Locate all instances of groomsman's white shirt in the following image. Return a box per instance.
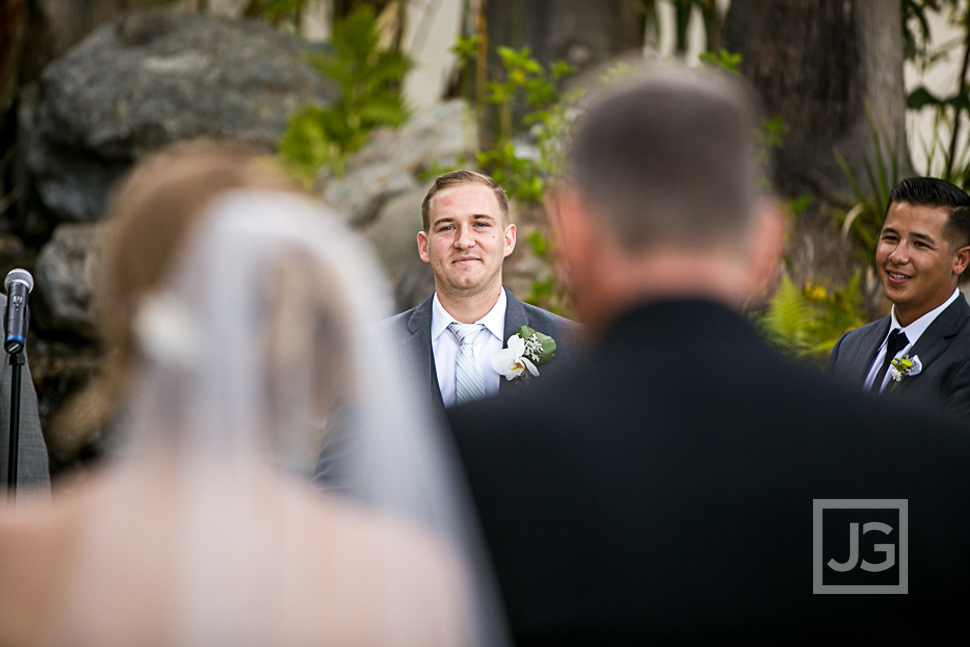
[865,287,960,391]
[431,289,506,407]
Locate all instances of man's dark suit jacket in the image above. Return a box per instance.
[826,294,970,420]
[311,288,583,487]
[448,299,970,646]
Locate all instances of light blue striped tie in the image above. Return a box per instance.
[449,322,487,404]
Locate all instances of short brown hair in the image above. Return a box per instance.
[569,66,762,253]
[420,170,510,231]
[100,139,298,363]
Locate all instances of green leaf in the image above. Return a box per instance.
[515,326,557,364]
[700,49,742,75]
[761,273,809,354]
[907,86,942,109]
[551,60,578,79]
[451,35,479,62]
[786,194,813,216]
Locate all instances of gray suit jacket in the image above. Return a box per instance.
[383,288,585,410]
[311,288,584,488]
[826,293,970,420]
[0,293,50,496]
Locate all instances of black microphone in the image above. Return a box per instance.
[4,269,33,355]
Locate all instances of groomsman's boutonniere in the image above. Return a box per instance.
[492,326,557,381]
[889,354,922,390]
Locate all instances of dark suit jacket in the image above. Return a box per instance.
[826,294,970,420]
[0,293,50,496]
[311,288,584,488]
[448,299,970,646]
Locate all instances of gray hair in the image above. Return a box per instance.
[568,66,763,253]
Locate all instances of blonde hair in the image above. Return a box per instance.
[52,139,301,457]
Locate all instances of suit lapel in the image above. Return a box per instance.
[851,319,891,386]
[402,295,445,410]
[500,289,529,396]
[894,297,970,394]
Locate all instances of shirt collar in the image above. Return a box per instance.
[887,287,960,346]
[430,288,507,342]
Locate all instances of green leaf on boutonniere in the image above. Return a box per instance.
[515,325,557,364]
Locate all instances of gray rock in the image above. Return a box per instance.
[27,7,338,224]
[35,223,102,338]
[0,235,30,279]
[327,169,418,229]
[321,99,475,227]
[360,186,427,288]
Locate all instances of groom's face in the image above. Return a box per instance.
[417,182,516,299]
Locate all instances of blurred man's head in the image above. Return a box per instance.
[877,177,970,326]
[417,170,516,313]
[552,66,781,332]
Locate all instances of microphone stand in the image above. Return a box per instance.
[6,351,24,494]
[3,269,32,499]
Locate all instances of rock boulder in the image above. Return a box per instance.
[26,7,338,225]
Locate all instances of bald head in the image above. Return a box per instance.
[569,67,763,254]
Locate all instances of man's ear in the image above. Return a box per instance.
[746,198,787,303]
[952,243,970,276]
[503,223,516,258]
[417,231,430,263]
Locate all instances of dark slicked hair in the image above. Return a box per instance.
[886,177,970,249]
[420,170,510,231]
[568,66,762,253]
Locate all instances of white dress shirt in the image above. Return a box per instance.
[864,288,960,392]
[431,290,507,407]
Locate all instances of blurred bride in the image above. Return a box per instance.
[0,141,506,647]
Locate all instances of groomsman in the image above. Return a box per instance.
[312,170,582,485]
[827,177,970,419]
[448,67,970,644]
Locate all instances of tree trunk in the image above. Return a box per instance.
[485,0,643,75]
[21,0,170,84]
[724,0,910,308]
[724,0,911,200]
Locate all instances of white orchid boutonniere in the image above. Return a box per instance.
[491,326,557,381]
[889,354,922,389]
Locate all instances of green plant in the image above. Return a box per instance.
[450,40,583,204]
[278,5,411,182]
[756,272,867,367]
[832,100,900,265]
[449,42,586,313]
[699,48,741,75]
[904,1,970,186]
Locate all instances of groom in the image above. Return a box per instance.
[311,170,582,486]
[387,170,583,410]
[826,176,970,419]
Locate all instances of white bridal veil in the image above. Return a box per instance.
[42,191,508,647]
